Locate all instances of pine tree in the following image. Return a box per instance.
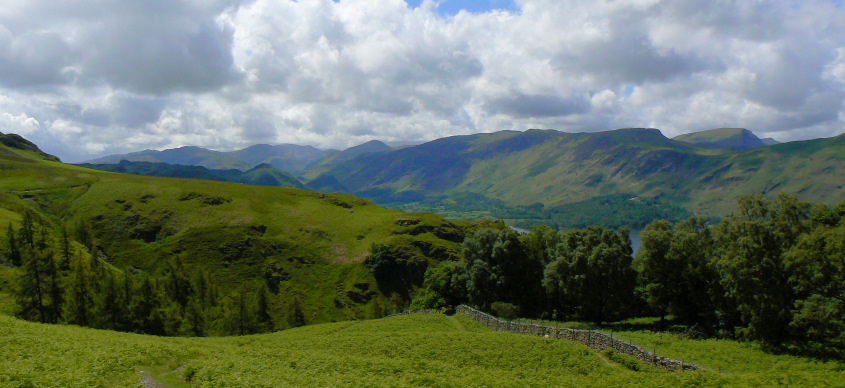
[63,255,93,326]
[19,211,34,249]
[45,251,63,323]
[130,277,164,335]
[16,248,48,323]
[75,218,92,252]
[93,270,122,330]
[6,223,20,266]
[59,224,71,270]
[256,284,272,330]
[36,224,49,252]
[290,298,306,328]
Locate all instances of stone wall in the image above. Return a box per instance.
[455,305,701,371]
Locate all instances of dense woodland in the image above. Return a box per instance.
[3,193,843,358]
[409,194,844,358]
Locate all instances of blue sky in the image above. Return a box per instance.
[405,0,519,15]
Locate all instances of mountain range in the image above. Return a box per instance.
[84,127,845,224]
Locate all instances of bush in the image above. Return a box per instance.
[491,302,519,320]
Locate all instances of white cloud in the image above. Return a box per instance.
[1,112,40,135]
[0,0,844,162]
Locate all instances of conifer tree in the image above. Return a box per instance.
[290,298,306,328]
[59,224,71,270]
[6,222,20,266]
[130,277,164,335]
[63,255,93,326]
[93,270,123,330]
[16,247,48,323]
[45,251,63,323]
[256,284,272,330]
[19,211,34,249]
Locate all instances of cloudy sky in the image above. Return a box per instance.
[1,0,844,162]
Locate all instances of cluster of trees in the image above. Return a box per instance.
[3,212,303,336]
[412,225,637,323]
[413,194,844,356]
[638,195,844,355]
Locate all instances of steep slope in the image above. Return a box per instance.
[309,128,845,219]
[0,136,471,327]
[87,146,251,170]
[0,131,61,162]
[228,144,327,175]
[301,140,392,181]
[673,128,767,149]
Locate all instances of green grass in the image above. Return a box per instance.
[515,316,845,386]
[1,312,843,386]
[0,142,471,327]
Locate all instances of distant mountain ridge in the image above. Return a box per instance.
[84,127,844,222]
[88,140,393,178]
[672,127,771,149]
[86,146,251,170]
[302,127,845,218]
[228,144,326,175]
[77,160,306,189]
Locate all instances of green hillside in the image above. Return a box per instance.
[2,312,842,386]
[78,160,306,189]
[0,132,61,162]
[306,128,845,222]
[0,137,471,328]
[673,128,768,149]
[300,140,392,181]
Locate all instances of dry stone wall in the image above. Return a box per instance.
[456,305,701,371]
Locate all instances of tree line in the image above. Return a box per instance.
[3,212,306,336]
[411,194,844,357]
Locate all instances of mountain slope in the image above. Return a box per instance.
[308,128,845,219]
[301,140,392,181]
[673,128,767,149]
[0,131,61,162]
[0,135,471,327]
[87,146,251,170]
[228,144,327,175]
[78,160,306,189]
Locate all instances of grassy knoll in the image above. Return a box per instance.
[0,140,472,328]
[2,312,843,386]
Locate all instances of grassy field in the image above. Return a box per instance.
[1,312,843,387]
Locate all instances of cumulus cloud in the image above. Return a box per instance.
[0,0,843,162]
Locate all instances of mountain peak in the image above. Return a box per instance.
[673,127,766,150]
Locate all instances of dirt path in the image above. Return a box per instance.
[138,370,164,388]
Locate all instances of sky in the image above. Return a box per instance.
[1,0,844,162]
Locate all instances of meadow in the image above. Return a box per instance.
[1,312,843,387]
